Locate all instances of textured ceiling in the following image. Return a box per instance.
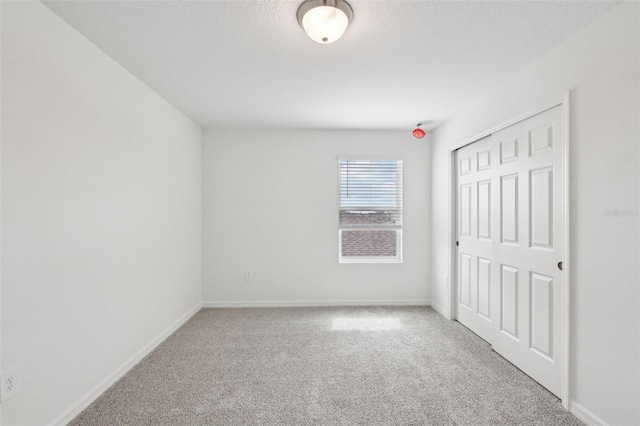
[43,1,618,130]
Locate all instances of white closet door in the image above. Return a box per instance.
[455,105,564,397]
[456,136,494,344]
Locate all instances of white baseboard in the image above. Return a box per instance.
[426,299,448,318]
[202,299,430,308]
[569,402,609,426]
[51,302,202,426]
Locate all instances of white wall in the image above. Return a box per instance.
[1,2,202,425]
[202,129,430,306]
[430,3,639,425]
[0,1,3,422]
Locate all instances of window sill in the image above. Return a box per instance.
[339,257,403,264]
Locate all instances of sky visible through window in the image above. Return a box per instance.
[339,160,399,209]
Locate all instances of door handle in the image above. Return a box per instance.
[557,261,563,271]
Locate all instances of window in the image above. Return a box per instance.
[338,159,403,263]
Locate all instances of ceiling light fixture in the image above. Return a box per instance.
[297,0,354,44]
[413,123,426,139]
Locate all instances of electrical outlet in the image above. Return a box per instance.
[244,270,253,281]
[1,366,21,402]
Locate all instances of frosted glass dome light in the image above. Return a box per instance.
[297,0,354,44]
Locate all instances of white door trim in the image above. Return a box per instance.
[447,92,571,409]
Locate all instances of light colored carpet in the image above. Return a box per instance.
[70,306,581,425]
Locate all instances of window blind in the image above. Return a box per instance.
[339,159,403,229]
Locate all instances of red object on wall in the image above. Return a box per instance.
[413,127,426,139]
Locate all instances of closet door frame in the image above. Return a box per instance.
[446,92,571,409]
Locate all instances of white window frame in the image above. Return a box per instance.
[337,157,403,264]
